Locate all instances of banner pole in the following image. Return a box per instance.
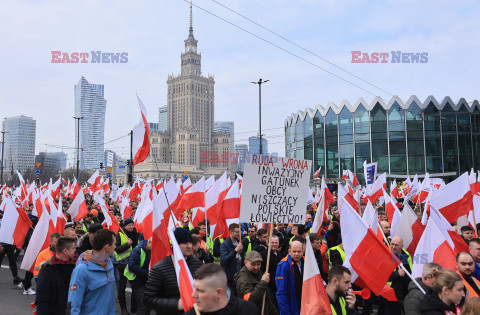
[261,222,275,315]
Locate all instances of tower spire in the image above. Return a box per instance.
[189,1,193,36]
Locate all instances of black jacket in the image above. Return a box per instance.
[184,293,260,315]
[252,241,268,257]
[261,249,283,293]
[220,237,245,284]
[143,254,202,315]
[403,277,429,315]
[419,291,460,315]
[35,257,76,315]
[388,250,412,301]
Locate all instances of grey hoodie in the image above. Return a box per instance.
[403,277,428,315]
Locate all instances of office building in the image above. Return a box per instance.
[2,115,36,174]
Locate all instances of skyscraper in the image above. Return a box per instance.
[158,105,168,132]
[35,152,67,174]
[235,143,248,172]
[74,76,106,170]
[214,121,234,152]
[249,136,268,154]
[2,115,36,174]
[148,122,159,133]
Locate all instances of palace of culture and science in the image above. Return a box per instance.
[133,5,234,181]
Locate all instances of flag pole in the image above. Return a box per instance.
[471,195,478,237]
[130,130,134,187]
[260,221,275,315]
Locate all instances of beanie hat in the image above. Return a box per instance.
[174,227,193,244]
[123,218,134,226]
[88,223,103,234]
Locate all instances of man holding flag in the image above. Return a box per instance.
[143,227,202,315]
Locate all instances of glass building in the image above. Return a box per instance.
[285,96,480,183]
[2,115,36,175]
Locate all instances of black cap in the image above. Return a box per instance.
[123,218,134,226]
[174,227,193,245]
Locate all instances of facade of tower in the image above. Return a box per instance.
[2,115,36,175]
[74,76,106,170]
[138,6,232,181]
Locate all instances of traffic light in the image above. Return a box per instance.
[126,160,130,166]
[100,162,103,169]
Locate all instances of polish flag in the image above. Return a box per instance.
[390,179,400,199]
[342,170,349,180]
[314,167,321,179]
[411,218,457,278]
[338,184,359,215]
[132,96,150,165]
[213,178,241,240]
[205,175,215,191]
[150,187,175,267]
[469,169,478,196]
[430,206,470,255]
[95,194,120,234]
[0,197,32,249]
[167,227,196,312]
[53,196,67,235]
[365,173,386,204]
[321,176,334,211]
[301,236,332,315]
[16,170,28,200]
[176,177,206,214]
[341,198,400,300]
[134,189,154,238]
[383,189,401,234]
[119,198,133,220]
[311,193,325,235]
[430,172,473,223]
[66,190,89,221]
[21,211,52,273]
[87,170,101,192]
[393,203,425,254]
[155,180,163,191]
[412,173,431,204]
[193,173,228,226]
[70,178,81,199]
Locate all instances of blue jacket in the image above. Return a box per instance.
[128,240,151,290]
[275,254,299,315]
[67,251,116,315]
[474,262,480,281]
[220,237,244,283]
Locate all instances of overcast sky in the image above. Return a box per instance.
[1,0,479,166]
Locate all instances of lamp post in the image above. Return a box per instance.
[251,79,269,155]
[73,116,84,180]
[0,118,7,184]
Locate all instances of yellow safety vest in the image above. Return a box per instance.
[213,238,225,264]
[245,236,253,254]
[124,248,146,281]
[82,223,88,233]
[330,297,347,315]
[115,232,132,261]
[328,246,345,268]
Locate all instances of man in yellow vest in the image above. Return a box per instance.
[242,225,257,254]
[115,218,140,315]
[328,243,345,268]
[125,237,152,315]
[326,265,356,315]
[384,236,412,315]
[456,252,480,298]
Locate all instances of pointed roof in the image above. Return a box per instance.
[185,1,198,46]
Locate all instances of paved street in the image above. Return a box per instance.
[0,261,134,314]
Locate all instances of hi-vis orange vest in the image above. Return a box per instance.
[457,271,480,298]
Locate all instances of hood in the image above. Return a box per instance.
[419,292,456,313]
[407,277,428,294]
[82,250,112,271]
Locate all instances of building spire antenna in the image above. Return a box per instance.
[189,1,193,34]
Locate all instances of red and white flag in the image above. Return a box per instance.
[430,206,470,255]
[430,172,473,223]
[119,197,133,220]
[390,179,400,199]
[21,210,52,273]
[176,177,206,214]
[167,227,196,312]
[66,190,88,221]
[341,198,400,301]
[383,189,401,234]
[95,194,120,234]
[314,167,321,179]
[393,203,425,254]
[0,197,32,249]
[132,96,150,165]
[213,178,241,240]
[412,218,457,278]
[301,236,332,315]
[150,187,175,268]
[365,173,386,204]
[338,184,359,215]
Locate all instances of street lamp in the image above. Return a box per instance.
[73,116,84,180]
[251,79,269,155]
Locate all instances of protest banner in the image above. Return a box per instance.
[240,154,312,224]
